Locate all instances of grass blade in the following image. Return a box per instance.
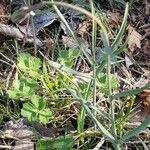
[39,51,92,79]
[112,83,150,99]
[65,85,115,141]
[112,2,129,50]
[118,119,150,144]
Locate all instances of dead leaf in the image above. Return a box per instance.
[132,89,150,122]
[125,54,133,68]
[128,25,142,51]
[76,19,92,37]
[0,3,8,23]
[62,36,89,49]
[136,89,150,110]
[106,10,122,26]
[62,36,79,49]
[134,78,150,88]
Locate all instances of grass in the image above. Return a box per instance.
[0,0,150,149]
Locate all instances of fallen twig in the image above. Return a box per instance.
[0,23,42,46]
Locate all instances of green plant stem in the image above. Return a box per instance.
[65,85,115,142]
[77,81,92,143]
[107,55,114,135]
[30,13,37,55]
[107,55,119,150]
[89,0,97,129]
[51,0,75,39]
[51,0,93,65]
[113,143,120,150]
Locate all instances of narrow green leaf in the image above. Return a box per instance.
[90,105,111,121]
[113,37,128,55]
[65,85,115,142]
[118,119,150,144]
[40,51,92,79]
[112,83,150,99]
[112,2,129,50]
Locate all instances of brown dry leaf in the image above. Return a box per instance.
[0,4,5,15]
[76,19,92,37]
[106,10,122,26]
[0,3,8,23]
[134,78,150,88]
[62,36,89,49]
[132,89,150,122]
[128,25,142,51]
[62,36,79,49]
[137,89,150,110]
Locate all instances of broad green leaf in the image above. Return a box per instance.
[59,49,80,67]
[39,115,49,124]
[37,134,74,150]
[21,108,33,121]
[69,48,80,59]
[8,90,19,99]
[18,53,42,78]
[31,95,45,110]
[21,97,52,124]
[18,53,41,71]
[8,79,35,99]
[59,50,68,59]
[12,79,20,90]
[97,73,119,94]
[39,109,52,117]
[39,109,52,124]
[22,103,36,112]
[18,53,29,71]
[21,103,37,121]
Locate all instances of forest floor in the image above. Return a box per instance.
[0,0,149,149]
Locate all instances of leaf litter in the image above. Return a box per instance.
[0,0,150,149]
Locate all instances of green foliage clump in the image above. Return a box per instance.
[8,78,36,99]
[8,53,52,124]
[17,52,42,78]
[37,134,73,150]
[97,72,119,94]
[21,94,52,124]
[58,48,80,67]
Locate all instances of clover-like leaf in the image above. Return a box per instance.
[39,109,52,124]
[21,95,52,124]
[31,95,45,110]
[68,48,80,59]
[18,53,42,78]
[8,79,36,99]
[21,102,37,121]
[37,134,73,150]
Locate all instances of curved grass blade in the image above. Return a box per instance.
[117,119,150,144]
[112,2,129,50]
[65,85,115,142]
[90,105,111,121]
[113,37,129,55]
[112,83,150,99]
[39,51,92,79]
